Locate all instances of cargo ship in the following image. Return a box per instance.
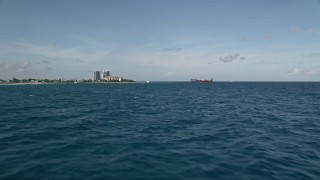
[190,78,213,83]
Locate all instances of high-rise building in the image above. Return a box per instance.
[93,71,101,81]
[102,70,110,78]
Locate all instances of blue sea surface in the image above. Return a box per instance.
[0,82,320,179]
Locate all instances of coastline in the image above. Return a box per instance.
[2,81,318,86]
[0,81,142,85]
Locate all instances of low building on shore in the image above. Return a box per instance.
[102,76,123,82]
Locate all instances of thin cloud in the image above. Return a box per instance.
[163,48,181,52]
[219,53,246,63]
[309,53,320,57]
[288,67,320,76]
[0,61,33,73]
[165,71,177,77]
[292,26,303,33]
[76,59,84,63]
[43,66,52,71]
[288,67,302,75]
[0,41,114,62]
[240,36,247,42]
[263,33,273,40]
[41,60,51,64]
[15,62,32,72]
[304,70,319,75]
[306,28,315,34]
[126,49,210,71]
[291,26,319,35]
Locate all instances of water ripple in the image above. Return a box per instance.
[1,82,320,179]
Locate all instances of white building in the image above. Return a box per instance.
[103,75,122,82]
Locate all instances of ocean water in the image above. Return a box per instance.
[0,82,320,179]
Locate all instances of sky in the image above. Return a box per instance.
[0,0,320,81]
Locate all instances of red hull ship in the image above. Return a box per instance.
[191,78,213,83]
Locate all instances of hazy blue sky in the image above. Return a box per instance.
[0,0,320,81]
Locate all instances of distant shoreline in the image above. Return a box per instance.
[1,81,319,86]
[0,81,141,85]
